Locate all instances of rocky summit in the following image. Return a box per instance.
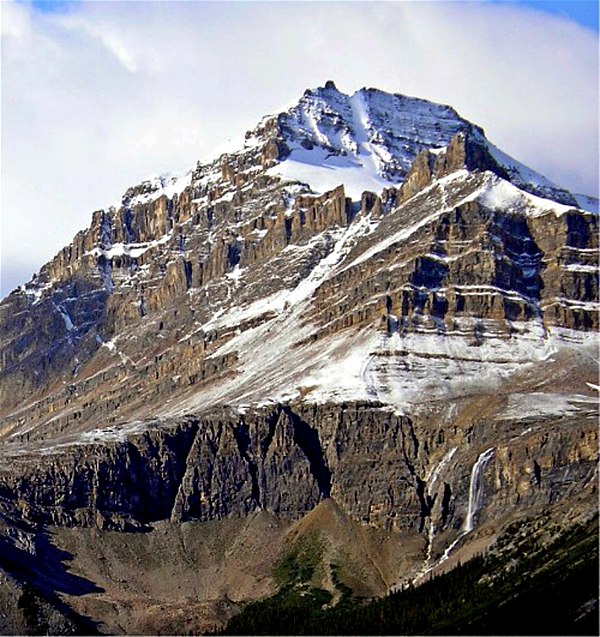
[0,81,598,635]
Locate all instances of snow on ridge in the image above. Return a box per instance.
[479,174,578,216]
[265,83,470,199]
[485,141,558,191]
[53,302,74,332]
[341,169,473,271]
[271,322,594,412]
[20,279,54,305]
[156,179,596,420]
[270,85,577,209]
[126,172,192,206]
[202,289,288,333]
[113,82,578,215]
[335,169,585,278]
[543,297,600,311]
[170,309,591,417]
[562,264,598,273]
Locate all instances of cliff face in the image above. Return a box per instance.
[0,147,596,431]
[0,395,596,587]
[0,82,597,633]
[2,347,596,611]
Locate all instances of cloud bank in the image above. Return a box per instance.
[2,0,598,296]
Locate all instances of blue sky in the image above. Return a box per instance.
[491,1,598,31]
[3,0,598,297]
[27,0,600,32]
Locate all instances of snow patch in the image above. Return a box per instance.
[342,170,474,271]
[266,145,393,200]
[480,175,576,217]
[500,392,598,420]
[87,232,173,260]
[562,264,598,273]
[127,172,192,206]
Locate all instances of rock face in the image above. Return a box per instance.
[1,397,596,536]
[0,82,597,633]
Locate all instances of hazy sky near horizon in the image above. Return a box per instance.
[1,0,598,297]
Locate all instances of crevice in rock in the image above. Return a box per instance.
[284,407,331,499]
[347,200,360,224]
[227,242,241,269]
[491,213,544,321]
[232,421,261,507]
[399,419,419,479]
[183,260,193,289]
[441,483,452,528]
[284,217,293,243]
[416,477,429,533]
[566,212,591,249]
[100,212,113,250]
[533,460,542,487]
[406,419,420,458]
[202,421,224,520]
[410,256,449,316]
[169,417,201,522]
[122,208,135,243]
[260,406,282,459]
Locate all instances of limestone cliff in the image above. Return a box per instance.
[0,82,597,634]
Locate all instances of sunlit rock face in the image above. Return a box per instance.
[0,82,597,634]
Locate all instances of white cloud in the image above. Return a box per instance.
[1,0,597,297]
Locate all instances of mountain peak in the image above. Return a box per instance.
[131,82,577,210]
[0,74,597,637]
[240,83,575,205]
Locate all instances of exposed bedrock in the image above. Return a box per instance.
[0,402,595,540]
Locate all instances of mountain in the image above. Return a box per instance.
[0,81,597,634]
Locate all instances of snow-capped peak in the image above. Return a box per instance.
[265,83,471,199]
[121,81,579,210]
[253,82,575,206]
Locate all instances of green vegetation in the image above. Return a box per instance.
[273,532,325,588]
[329,561,353,604]
[219,516,599,636]
[227,533,332,636]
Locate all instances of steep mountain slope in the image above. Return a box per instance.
[0,82,597,634]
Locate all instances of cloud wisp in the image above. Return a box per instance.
[1,0,597,297]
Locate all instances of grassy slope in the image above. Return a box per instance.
[220,515,599,636]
